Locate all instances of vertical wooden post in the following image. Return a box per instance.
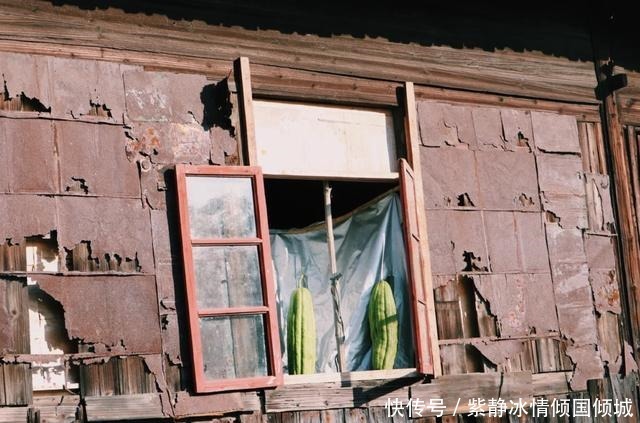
[402,82,441,376]
[233,57,258,166]
[323,181,346,372]
[595,60,640,363]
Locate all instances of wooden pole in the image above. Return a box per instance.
[596,60,640,363]
[323,181,346,372]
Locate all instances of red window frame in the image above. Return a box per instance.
[175,164,282,393]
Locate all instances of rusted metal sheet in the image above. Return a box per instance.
[531,111,581,153]
[537,154,586,196]
[56,121,140,197]
[124,70,208,124]
[0,52,52,111]
[565,344,604,390]
[584,172,616,233]
[150,208,185,365]
[590,270,622,315]
[500,108,534,150]
[421,148,478,208]
[515,212,551,272]
[417,102,460,148]
[423,210,456,275]
[474,273,558,336]
[476,150,540,211]
[483,212,520,272]
[525,273,560,333]
[585,234,617,270]
[49,57,135,123]
[441,104,476,148]
[0,118,57,193]
[546,225,588,266]
[173,391,260,418]
[472,107,504,150]
[127,122,212,165]
[141,165,168,210]
[473,340,526,366]
[425,210,489,273]
[0,194,56,242]
[56,196,154,272]
[34,274,161,353]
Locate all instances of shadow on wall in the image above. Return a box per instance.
[45,0,640,72]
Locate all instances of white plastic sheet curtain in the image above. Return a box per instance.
[270,191,414,373]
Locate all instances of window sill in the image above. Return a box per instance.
[283,368,420,386]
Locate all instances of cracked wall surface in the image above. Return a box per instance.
[0,50,242,416]
[419,100,622,391]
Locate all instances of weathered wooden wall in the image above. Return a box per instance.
[0,1,638,422]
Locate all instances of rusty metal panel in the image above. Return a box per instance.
[123,70,208,123]
[525,273,560,333]
[33,274,161,353]
[421,147,479,208]
[537,153,588,229]
[56,121,140,197]
[537,153,585,196]
[565,344,604,390]
[584,172,616,233]
[483,211,520,272]
[531,111,581,154]
[476,150,539,211]
[417,102,477,149]
[585,234,620,315]
[426,210,489,273]
[127,122,211,165]
[173,391,260,418]
[56,196,154,272]
[0,52,52,110]
[209,127,231,165]
[0,194,56,242]
[500,108,534,150]
[472,107,504,150]
[424,210,457,275]
[473,273,557,337]
[585,234,617,270]
[417,101,457,147]
[0,118,57,193]
[515,212,551,273]
[48,57,134,123]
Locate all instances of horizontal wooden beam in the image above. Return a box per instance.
[266,371,573,414]
[266,382,411,412]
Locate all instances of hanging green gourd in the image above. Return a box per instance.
[287,274,317,375]
[368,279,398,370]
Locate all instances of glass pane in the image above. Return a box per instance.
[193,246,263,309]
[186,176,257,239]
[200,315,268,379]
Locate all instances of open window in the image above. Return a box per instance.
[175,165,282,392]
[177,58,437,393]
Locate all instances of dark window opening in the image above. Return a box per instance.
[264,178,398,230]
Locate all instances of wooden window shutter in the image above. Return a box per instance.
[399,159,434,375]
[176,164,282,392]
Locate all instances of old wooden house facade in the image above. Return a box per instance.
[1,1,640,422]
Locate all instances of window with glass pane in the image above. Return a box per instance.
[176,165,282,393]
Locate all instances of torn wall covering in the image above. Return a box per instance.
[0,49,244,417]
[419,100,618,390]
